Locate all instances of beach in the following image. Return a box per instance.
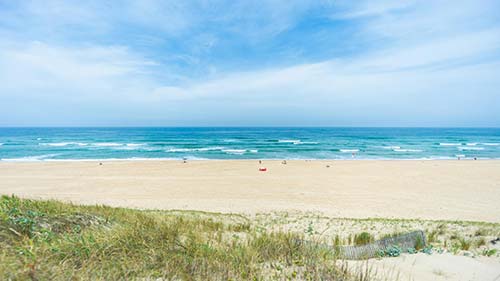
[1,159,499,222]
[2,160,500,280]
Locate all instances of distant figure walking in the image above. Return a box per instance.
[282,160,287,165]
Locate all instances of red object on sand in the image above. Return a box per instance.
[259,167,267,172]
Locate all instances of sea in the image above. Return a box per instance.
[0,127,499,161]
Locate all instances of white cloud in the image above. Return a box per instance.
[0,40,162,125]
[0,0,499,126]
[0,41,155,94]
[331,0,415,19]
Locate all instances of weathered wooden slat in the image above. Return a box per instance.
[296,230,426,260]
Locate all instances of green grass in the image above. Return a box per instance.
[0,195,364,280]
[458,237,472,251]
[353,232,373,246]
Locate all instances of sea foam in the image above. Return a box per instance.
[40,142,88,147]
[92,143,122,147]
[393,149,423,152]
[40,142,69,147]
[278,139,301,144]
[126,143,145,147]
[1,154,60,161]
[382,146,401,149]
[457,146,485,151]
[223,149,248,155]
[340,149,359,153]
[167,147,224,152]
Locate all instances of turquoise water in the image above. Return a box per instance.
[0,127,499,161]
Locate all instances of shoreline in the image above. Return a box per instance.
[1,157,498,162]
[1,160,500,222]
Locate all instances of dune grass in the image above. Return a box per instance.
[0,195,366,280]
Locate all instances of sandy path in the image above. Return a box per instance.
[0,160,499,222]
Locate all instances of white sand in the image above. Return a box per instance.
[1,160,500,280]
[1,160,500,222]
[349,253,500,281]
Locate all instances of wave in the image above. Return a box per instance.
[166,148,191,152]
[439,143,462,146]
[340,149,359,153]
[166,147,224,153]
[222,149,258,155]
[466,143,478,146]
[457,146,485,151]
[112,143,148,150]
[46,157,193,161]
[222,149,259,155]
[1,156,215,162]
[92,142,122,147]
[278,139,301,144]
[0,143,3,146]
[1,154,60,161]
[183,156,210,160]
[197,147,224,151]
[223,149,247,155]
[483,143,499,146]
[126,143,145,147]
[393,149,423,152]
[40,142,88,147]
[382,146,400,149]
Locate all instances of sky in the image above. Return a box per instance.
[0,0,499,127]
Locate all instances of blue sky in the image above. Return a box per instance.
[0,0,499,126]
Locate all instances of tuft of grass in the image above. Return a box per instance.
[474,228,489,236]
[475,237,486,247]
[458,237,472,251]
[354,232,373,246]
[415,235,425,250]
[427,229,439,243]
[0,195,367,280]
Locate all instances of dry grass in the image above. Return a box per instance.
[251,211,500,257]
[0,196,365,280]
[2,196,499,280]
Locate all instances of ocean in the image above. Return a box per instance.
[0,127,499,161]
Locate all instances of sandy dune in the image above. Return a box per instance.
[1,160,499,222]
[349,253,500,281]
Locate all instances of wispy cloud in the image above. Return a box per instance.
[0,0,499,126]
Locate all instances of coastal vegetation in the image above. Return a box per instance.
[0,196,364,280]
[1,196,499,280]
